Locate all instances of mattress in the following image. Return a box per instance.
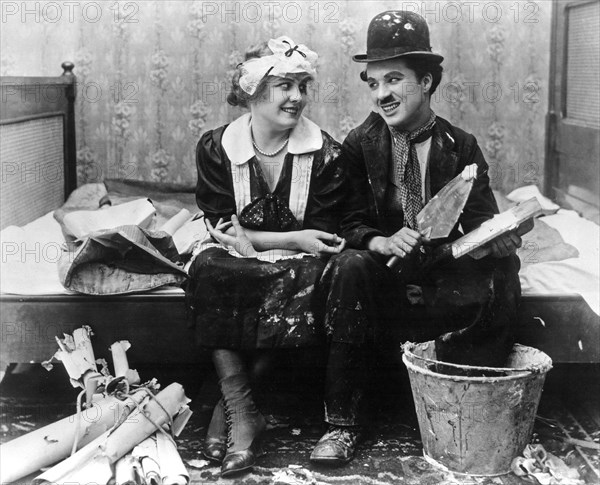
[518,210,599,314]
[1,184,599,316]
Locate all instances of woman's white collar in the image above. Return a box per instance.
[222,113,323,165]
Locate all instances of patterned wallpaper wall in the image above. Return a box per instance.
[1,1,551,193]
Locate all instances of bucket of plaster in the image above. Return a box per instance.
[402,341,552,476]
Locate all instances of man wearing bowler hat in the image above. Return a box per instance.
[310,11,522,465]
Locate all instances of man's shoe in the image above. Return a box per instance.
[310,425,361,465]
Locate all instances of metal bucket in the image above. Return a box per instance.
[402,341,552,476]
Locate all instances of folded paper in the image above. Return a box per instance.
[33,383,191,484]
[44,326,103,394]
[5,328,192,485]
[160,209,191,236]
[110,340,141,385]
[62,198,156,239]
[0,391,147,483]
[133,435,161,485]
[114,453,143,485]
[157,432,189,485]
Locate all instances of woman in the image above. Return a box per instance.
[185,36,346,477]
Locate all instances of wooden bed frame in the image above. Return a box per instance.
[0,62,77,229]
[0,62,598,379]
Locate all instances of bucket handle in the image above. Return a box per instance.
[403,348,547,375]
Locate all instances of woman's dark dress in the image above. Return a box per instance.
[186,123,345,349]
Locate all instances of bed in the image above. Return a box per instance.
[0,66,598,381]
[0,65,201,378]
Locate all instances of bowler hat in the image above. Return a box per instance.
[353,11,443,63]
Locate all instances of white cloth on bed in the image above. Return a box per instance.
[519,210,599,315]
[1,211,71,295]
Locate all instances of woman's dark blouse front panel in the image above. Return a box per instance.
[195,125,345,235]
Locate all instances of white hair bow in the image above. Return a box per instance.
[239,36,318,95]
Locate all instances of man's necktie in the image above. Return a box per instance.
[389,111,436,230]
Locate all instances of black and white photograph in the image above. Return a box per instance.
[0,1,598,483]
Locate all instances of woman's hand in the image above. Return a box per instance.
[294,230,346,256]
[369,228,423,258]
[206,215,257,257]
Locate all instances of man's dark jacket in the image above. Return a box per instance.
[335,112,520,366]
[340,112,499,248]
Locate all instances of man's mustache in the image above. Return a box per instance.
[378,95,398,106]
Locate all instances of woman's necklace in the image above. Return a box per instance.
[252,136,289,157]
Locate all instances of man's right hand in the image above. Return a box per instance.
[369,228,423,258]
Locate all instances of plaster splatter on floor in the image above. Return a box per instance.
[1,365,598,484]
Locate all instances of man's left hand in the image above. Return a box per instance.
[487,231,522,258]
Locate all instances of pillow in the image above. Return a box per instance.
[53,183,108,225]
[492,190,516,214]
[506,185,560,215]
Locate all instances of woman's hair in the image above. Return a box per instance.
[227,42,274,108]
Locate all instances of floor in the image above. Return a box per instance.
[1,363,599,484]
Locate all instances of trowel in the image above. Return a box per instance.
[386,164,477,268]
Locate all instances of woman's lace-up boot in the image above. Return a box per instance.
[219,373,266,477]
[203,398,227,462]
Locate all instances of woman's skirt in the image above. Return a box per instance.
[185,247,327,349]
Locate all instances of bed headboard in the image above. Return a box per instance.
[0,62,77,229]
